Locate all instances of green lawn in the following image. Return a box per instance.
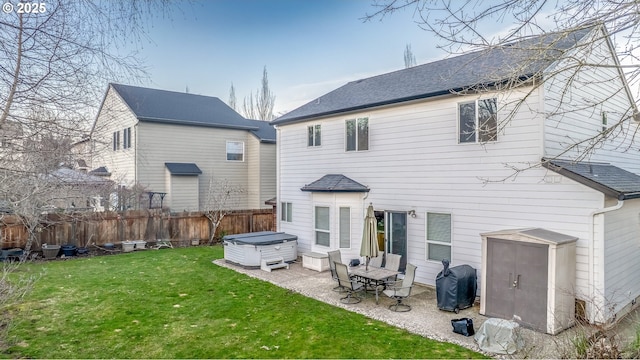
[3,246,486,358]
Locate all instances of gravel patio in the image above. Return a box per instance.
[212,258,638,358]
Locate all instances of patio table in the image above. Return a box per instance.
[349,267,399,304]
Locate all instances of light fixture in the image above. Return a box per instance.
[408,210,416,218]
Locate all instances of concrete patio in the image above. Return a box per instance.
[212,257,639,358]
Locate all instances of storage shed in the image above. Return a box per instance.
[480,228,577,335]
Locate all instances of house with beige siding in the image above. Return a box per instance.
[90,84,276,211]
[272,26,640,331]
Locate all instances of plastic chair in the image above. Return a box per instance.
[335,262,364,304]
[383,263,417,312]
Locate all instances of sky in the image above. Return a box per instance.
[134,0,465,116]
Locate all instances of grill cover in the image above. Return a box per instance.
[436,260,477,312]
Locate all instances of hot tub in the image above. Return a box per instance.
[223,231,298,268]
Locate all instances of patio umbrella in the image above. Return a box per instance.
[360,203,379,271]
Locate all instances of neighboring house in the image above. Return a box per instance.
[90,84,276,211]
[272,25,640,329]
[47,167,114,211]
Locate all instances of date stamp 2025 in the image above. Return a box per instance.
[3,2,47,14]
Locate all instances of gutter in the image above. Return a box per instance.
[589,199,624,323]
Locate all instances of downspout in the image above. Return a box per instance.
[275,126,281,232]
[134,123,138,186]
[589,197,624,323]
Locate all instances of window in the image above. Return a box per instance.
[346,117,369,151]
[339,207,350,248]
[458,98,497,143]
[307,125,321,147]
[280,202,292,222]
[113,131,120,151]
[426,212,451,261]
[226,141,244,161]
[315,206,330,247]
[123,127,131,149]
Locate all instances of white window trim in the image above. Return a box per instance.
[314,205,331,247]
[280,202,292,222]
[307,124,321,147]
[425,211,453,263]
[338,206,351,249]
[226,141,245,162]
[113,131,120,151]
[345,117,369,152]
[457,98,498,144]
[123,127,132,149]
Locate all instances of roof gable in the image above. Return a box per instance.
[544,159,640,200]
[272,28,593,125]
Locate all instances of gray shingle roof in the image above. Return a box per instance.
[165,162,202,176]
[544,159,640,200]
[89,166,111,176]
[272,28,593,125]
[111,84,276,142]
[301,174,369,192]
[50,168,113,186]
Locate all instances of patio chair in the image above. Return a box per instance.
[328,250,344,292]
[383,263,417,312]
[384,253,401,272]
[335,262,364,304]
[369,255,383,268]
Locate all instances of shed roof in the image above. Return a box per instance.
[272,28,593,125]
[165,162,202,176]
[300,174,369,193]
[482,227,578,245]
[110,84,276,143]
[543,159,640,200]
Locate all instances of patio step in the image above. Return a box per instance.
[260,257,289,272]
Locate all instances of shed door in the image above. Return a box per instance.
[486,238,548,332]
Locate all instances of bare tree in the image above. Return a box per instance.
[242,66,276,121]
[0,0,179,250]
[366,0,640,175]
[228,83,237,111]
[203,178,245,245]
[242,91,258,120]
[404,43,417,68]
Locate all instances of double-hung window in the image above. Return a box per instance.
[123,127,132,149]
[458,98,497,143]
[339,207,350,248]
[308,125,321,147]
[113,131,120,151]
[426,212,452,261]
[226,141,244,161]
[280,202,292,222]
[315,206,330,247]
[345,117,369,151]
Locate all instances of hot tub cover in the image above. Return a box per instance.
[222,231,298,246]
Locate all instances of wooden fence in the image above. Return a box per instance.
[0,208,275,250]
